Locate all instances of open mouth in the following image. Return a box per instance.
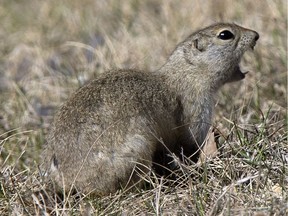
[237,44,256,79]
[227,38,257,83]
[235,65,249,80]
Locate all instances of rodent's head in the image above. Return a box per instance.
[181,23,259,85]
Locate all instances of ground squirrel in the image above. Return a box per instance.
[42,23,259,195]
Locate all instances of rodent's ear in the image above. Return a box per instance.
[183,36,209,63]
[192,36,209,52]
[193,38,205,52]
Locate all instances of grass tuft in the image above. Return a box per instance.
[0,0,287,215]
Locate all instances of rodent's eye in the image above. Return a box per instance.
[217,30,235,40]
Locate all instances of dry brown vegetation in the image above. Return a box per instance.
[0,0,287,215]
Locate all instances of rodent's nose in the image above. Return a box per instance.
[254,31,260,41]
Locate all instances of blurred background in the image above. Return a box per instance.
[0,1,286,214]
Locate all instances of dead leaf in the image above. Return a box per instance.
[198,127,218,163]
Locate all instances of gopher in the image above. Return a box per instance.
[42,23,259,195]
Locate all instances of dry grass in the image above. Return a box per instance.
[0,0,287,215]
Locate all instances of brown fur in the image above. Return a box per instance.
[42,23,259,195]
